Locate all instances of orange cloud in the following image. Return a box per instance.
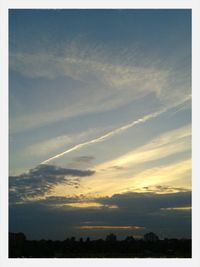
[65,202,118,209]
[78,225,145,230]
[50,201,118,209]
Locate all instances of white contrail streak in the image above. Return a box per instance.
[40,96,191,165]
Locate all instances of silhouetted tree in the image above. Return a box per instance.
[9,232,191,258]
[86,237,90,243]
[106,233,117,242]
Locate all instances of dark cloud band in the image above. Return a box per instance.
[9,164,95,203]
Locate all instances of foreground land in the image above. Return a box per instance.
[9,232,191,258]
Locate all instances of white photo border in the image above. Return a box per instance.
[1,1,199,267]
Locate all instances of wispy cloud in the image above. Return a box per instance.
[96,124,191,170]
[24,128,103,158]
[10,44,167,93]
[10,40,190,133]
[40,96,190,165]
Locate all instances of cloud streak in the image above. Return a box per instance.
[60,202,118,209]
[41,95,191,164]
[160,206,191,211]
[78,225,145,230]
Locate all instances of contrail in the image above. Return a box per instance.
[40,96,191,165]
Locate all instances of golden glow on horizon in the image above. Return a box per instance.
[76,159,191,198]
[48,202,118,209]
[66,202,118,209]
[130,159,191,189]
[161,206,191,211]
[78,225,145,230]
[51,158,191,199]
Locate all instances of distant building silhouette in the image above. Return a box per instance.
[144,232,159,242]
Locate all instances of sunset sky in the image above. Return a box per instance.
[9,9,191,240]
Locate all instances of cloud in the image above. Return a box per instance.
[9,164,95,203]
[160,206,191,212]
[128,159,191,190]
[99,191,191,210]
[139,185,191,194]
[73,156,95,163]
[40,98,190,165]
[30,164,95,177]
[10,39,190,133]
[58,202,118,209]
[24,128,103,158]
[32,196,117,210]
[98,191,191,212]
[95,124,191,171]
[9,190,191,240]
[67,156,96,169]
[109,166,124,170]
[11,188,191,214]
[77,156,191,199]
[78,225,144,230]
[10,45,167,95]
[71,124,190,198]
[9,46,166,134]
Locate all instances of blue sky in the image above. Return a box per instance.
[9,9,191,240]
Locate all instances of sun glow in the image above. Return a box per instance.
[50,202,118,209]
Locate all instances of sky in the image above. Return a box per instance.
[9,9,191,240]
